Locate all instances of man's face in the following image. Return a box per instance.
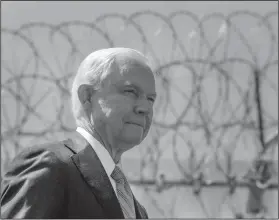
[91,56,156,148]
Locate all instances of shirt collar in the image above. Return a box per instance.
[76,127,120,176]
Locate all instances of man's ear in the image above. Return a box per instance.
[77,84,95,107]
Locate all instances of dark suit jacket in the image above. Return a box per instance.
[1,136,148,219]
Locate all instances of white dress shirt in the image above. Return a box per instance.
[76,127,121,196]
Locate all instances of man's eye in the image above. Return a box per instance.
[124,89,137,96]
[148,97,155,103]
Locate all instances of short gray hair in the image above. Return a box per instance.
[71,47,151,125]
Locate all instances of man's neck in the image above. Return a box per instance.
[79,122,125,164]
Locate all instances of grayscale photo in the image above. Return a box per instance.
[1,1,278,219]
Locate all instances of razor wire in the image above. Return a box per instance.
[1,10,278,218]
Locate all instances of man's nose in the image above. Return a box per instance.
[134,99,151,116]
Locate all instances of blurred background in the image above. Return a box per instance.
[1,1,278,218]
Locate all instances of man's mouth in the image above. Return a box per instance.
[126,122,144,128]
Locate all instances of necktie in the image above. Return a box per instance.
[111,166,136,219]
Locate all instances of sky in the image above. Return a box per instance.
[2,1,277,29]
[1,1,278,162]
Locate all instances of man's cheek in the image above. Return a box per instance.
[109,108,126,125]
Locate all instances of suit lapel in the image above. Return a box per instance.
[71,143,124,219]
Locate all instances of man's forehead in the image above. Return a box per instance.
[101,50,156,88]
[116,56,153,77]
[107,57,156,92]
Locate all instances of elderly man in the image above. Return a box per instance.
[1,48,156,219]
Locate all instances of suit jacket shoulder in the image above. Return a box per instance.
[1,139,76,218]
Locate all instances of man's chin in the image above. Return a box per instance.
[121,135,143,146]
